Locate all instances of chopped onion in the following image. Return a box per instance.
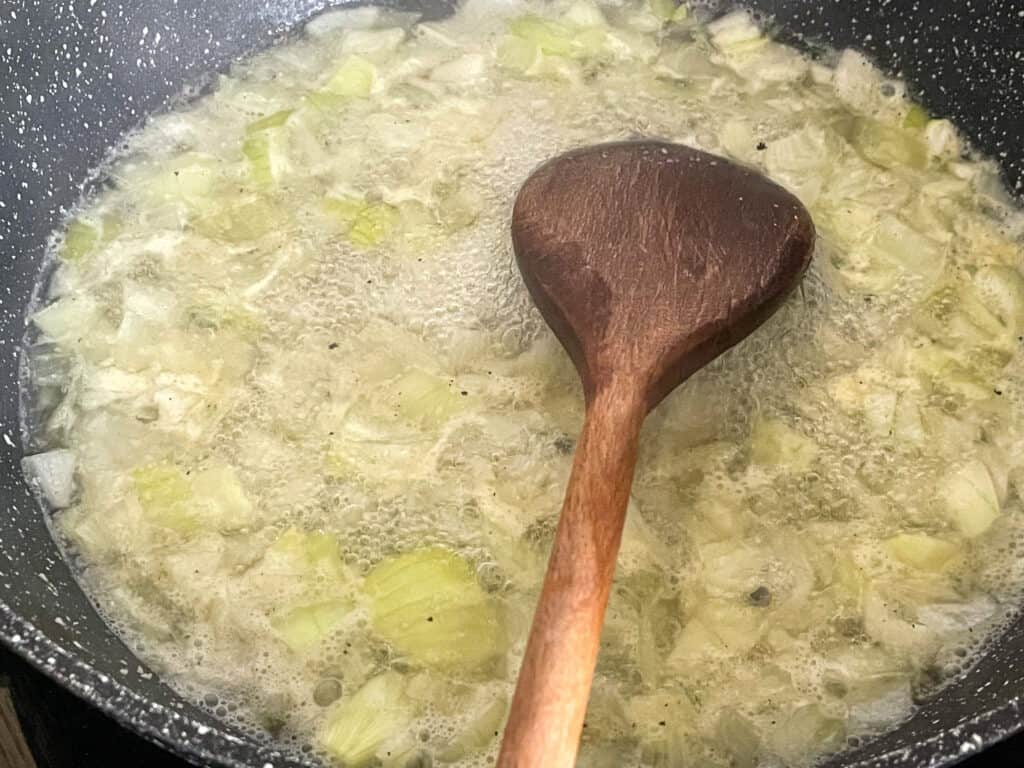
[21,449,77,509]
[320,671,415,765]
[305,6,383,38]
[341,27,406,56]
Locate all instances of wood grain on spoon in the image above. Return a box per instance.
[497,141,815,767]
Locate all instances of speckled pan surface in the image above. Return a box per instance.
[0,1,1022,766]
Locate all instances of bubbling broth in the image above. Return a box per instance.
[20,0,1024,765]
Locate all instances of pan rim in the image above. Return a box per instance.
[3,595,1024,768]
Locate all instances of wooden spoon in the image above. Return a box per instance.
[497,140,815,767]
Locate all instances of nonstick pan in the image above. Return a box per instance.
[1,1,1022,766]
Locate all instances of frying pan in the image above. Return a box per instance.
[1,1,1022,766]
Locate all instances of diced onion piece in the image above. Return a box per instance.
[186,291,260,337]
[263,528,347,583]
[884,533,959,571]
[130,461,256,534]
[311,6,385,37]
[131,463,198,533]
[832,49,883,112]
[437,183,483,233]
[142,154,222,206]
[941,459,1001,538]
[717,120,760,163]
[364,113,428,151]
[322,194,366,222]
[324,195,400,247]
[693,482,748,541]
[707,10,762,49]
[78,366,150,411]
[324,55,377,98]
[651,0,689,23]
[853,119,927,170]
[506,14,607,61]
[245,109,294,133]
[387,368,468,428]
[60,213,121,262]
[437,692,508,761]
[699,540,769,597]
[624,690,697,758]
[123,282,179,324]
[498,35,544,75]
[768,704,844,763]
[903,104,929,130]
[668,600,763,669]
[714,708,761,768]
[669,619,725,666]
[738,45,809,85]
[61,217,101,261]
[243,128,290,187]
[324,413,430,484]
[764,126,840,206]
[902,343,1000,401]
[362,547,505,670]
[507,15,577,56]
[271,599,351,652]
[823,645,906,706]
[892,394,927,443]
[341,28,406,56]
[430,53,487,83]
[191,463,255,530]
[871,214,945,284]
[925,118,960,159]
[193,197,289,243]
[750,418,818,471]
[832,551,866,608]
[863,587,922,653]
[152,381,204,431]
[973,265,1024,336]
[320,671,415,766]
[862,390,898,437]
[849,678,914,733]
[32,295,99,345]
[810,62,833,84]
[915,596,997,638]
[21,449,77,509]
[563,0,609,27]
[349,203,400,247]
[306,6,382,38]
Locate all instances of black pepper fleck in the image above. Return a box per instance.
[553,435,575,455]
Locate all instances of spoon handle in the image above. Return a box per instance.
[498,384,644,768]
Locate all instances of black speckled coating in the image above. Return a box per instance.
[0,1,1022,767]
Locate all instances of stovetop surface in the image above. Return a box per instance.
[1,645,1021,767]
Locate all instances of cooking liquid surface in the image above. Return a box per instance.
[20,1,1024,766]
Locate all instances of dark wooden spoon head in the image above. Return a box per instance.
[511,140,815,411]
